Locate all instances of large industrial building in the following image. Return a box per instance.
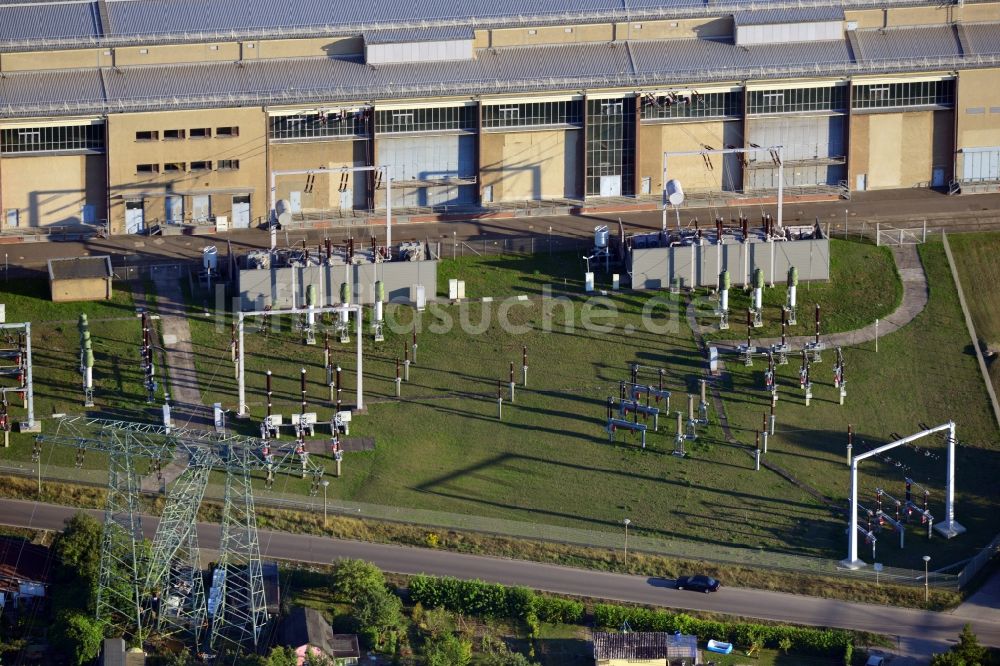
[0,0,998,234]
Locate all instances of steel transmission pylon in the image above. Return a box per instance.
[145,449,211,645]
[39,416,326,654]
[97,449,145,638]
[209,446,268,651]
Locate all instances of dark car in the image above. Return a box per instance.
[675,575,720,593]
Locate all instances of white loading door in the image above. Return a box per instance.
[963,148,1000,182]
[600,175,622,197]
[339,189,353,210]
[289,191,302,213]
[165,195,183,225]
[125,201,145,234]
[232,195,251,228]
[192,195,211,223]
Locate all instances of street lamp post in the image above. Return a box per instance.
[321,479,330,527]
[623,518,631,568]
[923,555,931,603]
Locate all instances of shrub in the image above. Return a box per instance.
[531,596,584,624]
[333,559,386,601]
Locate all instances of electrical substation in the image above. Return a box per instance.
[0,201,991,661]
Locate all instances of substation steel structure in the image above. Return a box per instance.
[36,416,325,653]
[0,322,35,431]
[269,165,394,250]
[236,304,364,417]
[661,145,785,233]
[841,421,964,570]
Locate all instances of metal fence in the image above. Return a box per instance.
[2,460,961,590]
[958,532,1000,588]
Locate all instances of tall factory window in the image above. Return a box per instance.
[269,110,369,140]
[483,100,583,128]
[641,91,742,120]
[586,97,635,197]
[747,86,848,114]
[374,105,476,133]
[4,123,107,154]
[852,80,955,109]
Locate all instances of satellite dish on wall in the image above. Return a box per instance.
[666,179,685,206]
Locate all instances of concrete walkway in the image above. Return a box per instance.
[148,264,213,429]
[136,265,212,493]
[693,244,928,350]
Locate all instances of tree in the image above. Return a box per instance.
[425,633,473,666]
[263,646,299,666]
[353,585,402,649]
[52,611,107,666]
[955,624,989,665]
[52,512,103,612]
[930,625,989,666]
[333,559,386,601]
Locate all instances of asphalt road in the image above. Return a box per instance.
[2,497,997,659]
[3,189,1000,278]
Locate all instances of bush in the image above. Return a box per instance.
[531,596,584,624]
[593,604,851,656]
[408,575,584,625]
[333,559,386,601]
[425,633,472,666]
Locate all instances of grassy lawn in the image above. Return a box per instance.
[187,277,838,559]
[699,239,901,341]
[946,232,1000,395]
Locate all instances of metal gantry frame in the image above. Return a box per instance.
[36,416,326,652]
[236,305,364,417]
[269,166,393,249]
[661,145,785,233]
[841,422,965,569]
[0,322,35,430]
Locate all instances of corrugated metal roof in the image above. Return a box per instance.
[105,0,619,37]
[744,37,852,66]
[100,56,372,102]
[2,22,998,117]
[963,21,1000,56]
[0,67,104,109]
[364,26,473,45]
[593,632,698,660]
[855,24,961,61]
[733,7,844,26]
[630,37,746,73]
[0,0,100,42]
[0,0,988,50]
[486,42,634,80]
